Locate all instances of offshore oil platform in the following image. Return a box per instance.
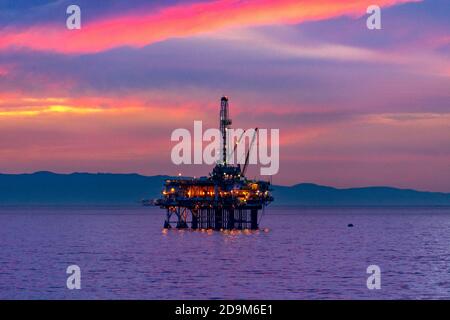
[154,96,274,230]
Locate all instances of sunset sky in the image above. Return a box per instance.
[0,0,449,191]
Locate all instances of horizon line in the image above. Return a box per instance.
[1,170,449,195]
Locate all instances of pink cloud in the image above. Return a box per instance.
[0,0,417,54]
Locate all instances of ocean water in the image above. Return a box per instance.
[1,206,450,300]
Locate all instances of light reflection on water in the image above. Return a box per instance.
[1,206,450,299]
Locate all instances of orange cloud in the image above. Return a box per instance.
[0,94,200,124]
[0,0,417,54]
[0,105,104,117]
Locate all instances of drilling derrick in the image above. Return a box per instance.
[220,96,232,165]
[154,96,274,231]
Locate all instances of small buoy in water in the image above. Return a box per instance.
[348,223,354,227]
[263,228,270,233]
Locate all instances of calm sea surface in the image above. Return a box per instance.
[1,206,450,299]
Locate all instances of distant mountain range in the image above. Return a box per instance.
[0,172,449,206]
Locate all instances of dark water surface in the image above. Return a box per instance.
[1,206,450,299]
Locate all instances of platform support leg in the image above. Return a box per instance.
[214,208,223,230]
[251,208,258,230]
[164,208,172,229]
[191,209,198,229]
[227,209,234,229]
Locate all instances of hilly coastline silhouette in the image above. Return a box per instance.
[1,172,449,206]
